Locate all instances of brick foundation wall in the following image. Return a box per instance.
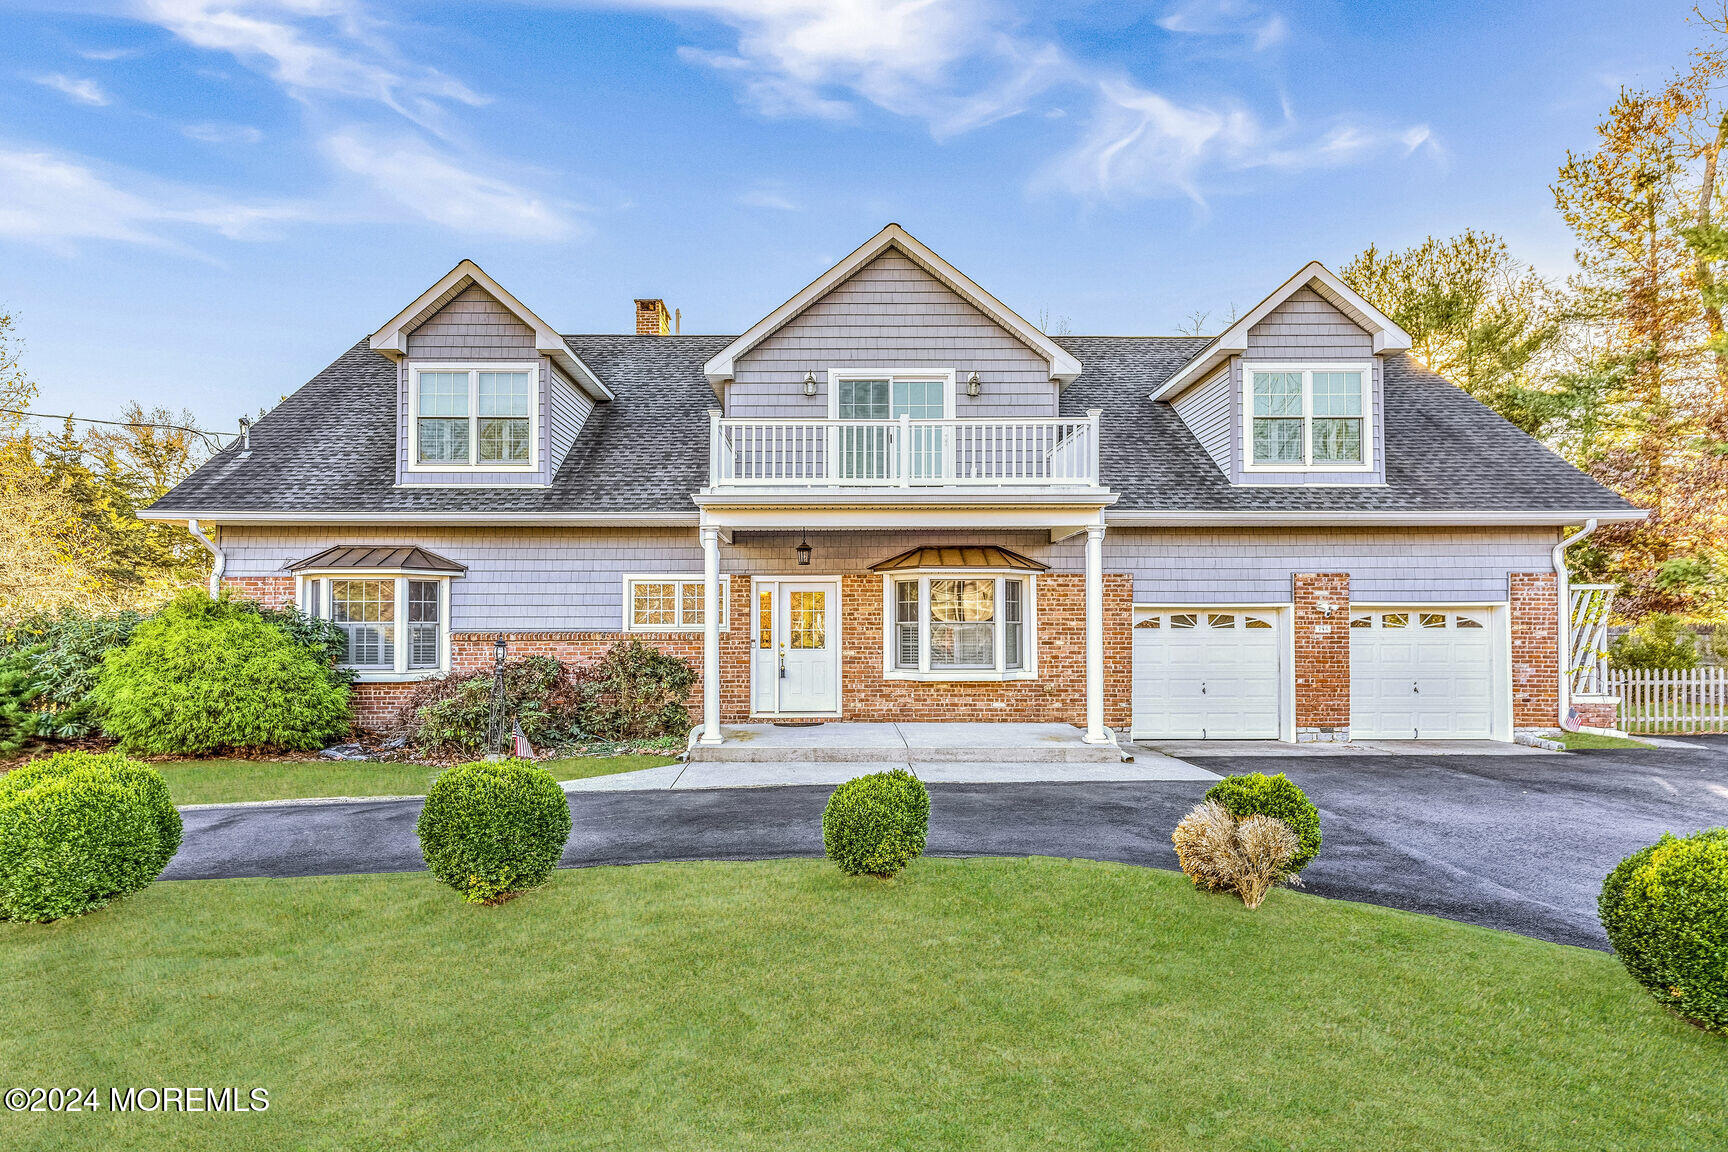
[833,572,1131,728]
[1510,572,1559,728]
[1293,573,1350,740]
[1571,697,1619,730]
[222,575,295,608]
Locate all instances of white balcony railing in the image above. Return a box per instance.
[709,411,1101,488]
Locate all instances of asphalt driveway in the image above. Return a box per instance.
[163,737,1728,950]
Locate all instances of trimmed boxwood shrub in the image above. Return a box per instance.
[416,759,572,904]
[1204,772,1322,873]
[822,768,930,878]
[88,590,351,755]
[1599,829,1728,1032]
[0,750,182,922]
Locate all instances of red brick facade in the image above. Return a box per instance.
[1509,571,1560,727]
[1292,573,1350,740]
[1571,697,1619,730]
[833,572,1131,727]
[225,566,1573,739]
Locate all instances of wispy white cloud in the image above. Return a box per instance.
[1039,77,1435,202]
[137,0,485,132]
[1156,0,1288,52]
[35,73,110,106]
[78,46,143,61]
[322,128,580,240]
[737,182,799,211]
[181,121,266,144]
[0,146,307,252]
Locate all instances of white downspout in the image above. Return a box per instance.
[1551,518,1598,728]
[188,518,225,597]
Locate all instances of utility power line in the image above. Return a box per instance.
[0,407,235,449]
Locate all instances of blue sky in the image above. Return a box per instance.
[0,0,1707,430]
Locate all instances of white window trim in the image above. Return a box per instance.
[825,368,957,420]
[1240,361,1375,473]
[622,574,732,633]
[406,361,540,473]
[879,571,1038,681]
[293,570,452,682]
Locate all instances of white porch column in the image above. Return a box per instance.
[1082,522,1107,744]
[699,525,723,745]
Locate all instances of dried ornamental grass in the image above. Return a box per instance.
[1172,800,1302,909]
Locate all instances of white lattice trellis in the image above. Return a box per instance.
[1569,584,1616,696]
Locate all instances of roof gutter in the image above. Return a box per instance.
[1103,509,1646,528]
[186,519,224,596]
[139,510,701,526]
[1552,518,1599,731]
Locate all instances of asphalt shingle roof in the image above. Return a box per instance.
[149,333,1634,517]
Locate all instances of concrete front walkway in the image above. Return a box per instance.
[588,720,1216,790]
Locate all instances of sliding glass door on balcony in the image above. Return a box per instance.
[836,378,945,481]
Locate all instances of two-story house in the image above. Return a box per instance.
[144,224,1640,746]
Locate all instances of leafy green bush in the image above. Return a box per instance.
[1204,773,1322,873]
[1610,614,1703,671]
[400,656,581,755]
[574,639,697,741]
[0,606,147,743]
[822,769,930,879]
[1599,829,1728,1032]
[234,601,355,689]
[0,750,181,921]
[415,759,572,903]
[89,590,351,755]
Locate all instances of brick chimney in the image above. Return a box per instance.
[635,298,670,335]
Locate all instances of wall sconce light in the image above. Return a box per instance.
[796,537,812,566]
[965,371,981,397]
[802,370,818,397]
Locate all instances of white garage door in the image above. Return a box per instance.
[1132,610,1282,740]
[1350,609,1496,739]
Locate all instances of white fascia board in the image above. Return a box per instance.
[702,505,1107,532]
[1103,508,1648,527]
[138,509,698,526]
[368,259,614,403]
[1150,261,1413,402]
[702,224,1082,388]
[695,488,1117,509]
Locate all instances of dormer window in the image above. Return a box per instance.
[409,363,538,471]
[1244,364,1372,472]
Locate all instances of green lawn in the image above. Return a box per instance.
[146,754,675,806]
[2,859,1723,1151]
[1558,730,1655,750]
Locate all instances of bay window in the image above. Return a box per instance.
[297,574,452,678]
[1245,364,1371,471]
[886,573,1034,678]
[410,363,537,470]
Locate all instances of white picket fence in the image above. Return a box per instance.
[1609,668,1728,735]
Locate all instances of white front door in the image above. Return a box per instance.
[1350,608,1497,739]
[1132,609,1283,740]
[751,580,840,714]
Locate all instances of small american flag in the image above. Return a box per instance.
[512,720,536,759]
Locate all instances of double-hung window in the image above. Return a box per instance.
[411,364,537,470]
[887,573,1034,678]
[831,372,951,481]
[298,574,452,677]
[1245,364,1371,470]
[624,576,730,633]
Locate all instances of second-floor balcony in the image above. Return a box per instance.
[708,411,1102,489]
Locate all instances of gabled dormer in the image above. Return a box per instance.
[1154,262,1412,487]
[368,260,612,487]
[704,224,1081,420]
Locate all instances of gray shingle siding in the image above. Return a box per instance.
[729,252,1057,419]
[1106,526,1557,605]
[1244,287,1375,359]
[1168,367,1231,473]
[548,363,593,468]
[404,284,534,357]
